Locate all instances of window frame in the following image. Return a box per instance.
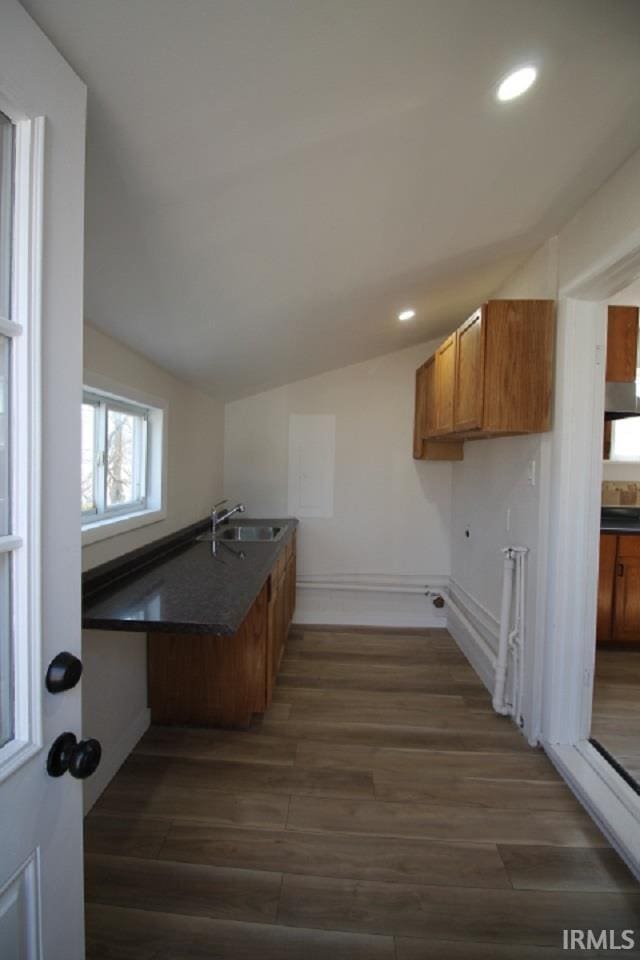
[81,373,167,546]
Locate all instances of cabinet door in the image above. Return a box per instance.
[613,536,640,642]
[596,534,617,644]
[434,333,457,434]
[454,308,485,431]
[606,306,639,382]
[413,364,428,458]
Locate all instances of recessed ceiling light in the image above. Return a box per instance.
[496,65,537,102]
[398,309,416,322]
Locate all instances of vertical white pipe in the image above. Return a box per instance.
[493,548,515,715]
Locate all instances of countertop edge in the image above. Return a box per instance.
[81,518,298,635]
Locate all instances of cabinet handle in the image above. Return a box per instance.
[617,562,625,577]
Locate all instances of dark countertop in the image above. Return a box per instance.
[601,517,640,534]
[601,508,640,534]
[82,517,298,636]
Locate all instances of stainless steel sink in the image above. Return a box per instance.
[198,525,285,543]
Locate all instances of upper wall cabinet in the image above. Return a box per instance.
[413,299,555,460]
[606,305,639,382]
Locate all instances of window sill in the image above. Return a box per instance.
[82,507,166,547]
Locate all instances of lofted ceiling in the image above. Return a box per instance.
[20,0,640,399]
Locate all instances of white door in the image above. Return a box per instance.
[0,3,87,958]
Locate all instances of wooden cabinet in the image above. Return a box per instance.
[267,531,297,698]
[434,333,457,435]
[597,533,617,644]
[597,533,640,645]
[413,299,555,459]
[148,533,297,727]
[413,358,463,461]
[606,306,639,382]
[454,307,485,432]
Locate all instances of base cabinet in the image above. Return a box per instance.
[597,533,640,645]
[148,533,297,727]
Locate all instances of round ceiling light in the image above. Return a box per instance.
[398,309,416,322]
[496,65,537,102]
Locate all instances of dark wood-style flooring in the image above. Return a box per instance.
[85,628,640,959]
[592,646,640,784]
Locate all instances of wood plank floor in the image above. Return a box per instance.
[85,628,640,959]
[591,646,640,783]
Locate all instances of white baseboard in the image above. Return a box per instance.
[83,706,150,814]
[444,579,499,695]
[294,574,448,629]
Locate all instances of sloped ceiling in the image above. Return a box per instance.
[20,0,640,398]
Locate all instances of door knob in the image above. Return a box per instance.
[47,732,102,779]
[46,651,82,693]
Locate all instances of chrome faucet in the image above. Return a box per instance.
[211,499,245,532]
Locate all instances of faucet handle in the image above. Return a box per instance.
[212,499,228,511]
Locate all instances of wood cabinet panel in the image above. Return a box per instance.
[617,535,640,558]
[454,308,485,432]
[412,364,428,458]
[413,357,463,460]
[606,306,639,382]
[148,583,269,728]
[482,300,555,434]
[614,552,640,644]
[434,333,457,435]
[597,534,617,645]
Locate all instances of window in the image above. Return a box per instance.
[81,382,166,541]
[610,417,640,462]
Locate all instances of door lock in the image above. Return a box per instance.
[46,732,102,779]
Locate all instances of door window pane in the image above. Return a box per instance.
[81,403,96,512]
[0,113,14,321]
[0,555,12,748]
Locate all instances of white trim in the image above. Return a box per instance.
[0,112,44,781]
[293,573,448,629]
[81,506,166,546]
[538,234,640,879]
[444,579,499,695]
[546,741,640,879]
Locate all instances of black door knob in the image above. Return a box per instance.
[46,652,82,693]
[47,732,102,779]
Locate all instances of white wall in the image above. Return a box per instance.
[83,323,224,570]
[82,323,225,809]
[224,341,451,627]
[449,144,640,741]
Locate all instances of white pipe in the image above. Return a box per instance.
[297,582,429,595]
[427,588,497,669]
[493,549,515,715]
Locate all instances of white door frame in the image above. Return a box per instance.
[540,235,640,875]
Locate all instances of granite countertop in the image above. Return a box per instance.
[82,517,298,636]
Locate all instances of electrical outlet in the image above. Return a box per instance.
[527,460,536,486]
[506,507,511,532]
